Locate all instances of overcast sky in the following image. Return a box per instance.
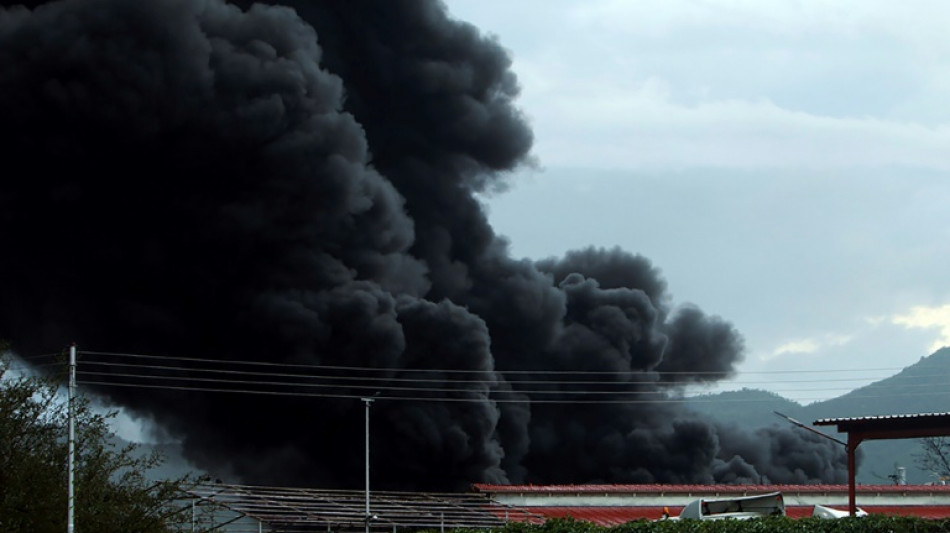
[445,0,950,404]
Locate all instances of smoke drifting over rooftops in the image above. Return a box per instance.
[0,0,848,489]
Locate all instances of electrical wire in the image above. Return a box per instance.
[73,349,941,395]
[74,371,950,406]
[73,366,950,397]
[77,377,950,406]
[75,369,723,396]
[71,379,761,404]
[75,358,937,387]
[78,349,908,376]
[8,347,932,406]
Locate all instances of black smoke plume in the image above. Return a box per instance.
[0,0,848,490]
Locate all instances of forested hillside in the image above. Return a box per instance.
[685,347,950,484]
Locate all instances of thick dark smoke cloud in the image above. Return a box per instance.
[0,0,847,490]
[715,423,850,484]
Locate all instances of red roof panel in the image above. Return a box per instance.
[488,505,950,524]
[473,483,950,494]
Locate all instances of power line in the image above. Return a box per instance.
[66,378,774,404]
[75,358,936,387]
[78,350,908,376]
[73,366,950,397]
[74,371,950,406]
[74,368,770,396]
[77,370,498,395]
[9,347,931,406]
[71,380,574,403]
[76,377,950,405]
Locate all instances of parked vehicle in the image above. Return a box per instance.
[812,504,867,518]
[663,491,785,520]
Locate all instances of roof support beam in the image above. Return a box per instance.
[815,413,950,517]
[846,433,862,516]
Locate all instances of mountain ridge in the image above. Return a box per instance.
[685,346,950,484]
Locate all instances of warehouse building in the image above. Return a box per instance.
[472,483,950,525]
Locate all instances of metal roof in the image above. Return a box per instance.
[490,504,950,525]
[186,483,541,530]
[812,411,950,515]
[815,412,950,424]
[814,412,950,442]
[473,483,950,495]
[472,484,950,524]
[184,483,950,529]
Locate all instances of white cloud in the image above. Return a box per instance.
[448,0,950,171]
[569,0,950,51]
[452,0,950,402]
[771,338,819,356]
[534,87,950,170]
[767,333,854,360]
[892,304,950,354]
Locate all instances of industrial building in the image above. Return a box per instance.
[189,482,950,531]
[473,483,950,525]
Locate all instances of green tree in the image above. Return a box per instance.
[915,437,950,484]
[0,352,198,533]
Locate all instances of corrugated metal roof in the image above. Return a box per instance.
[473,483,950,494]
[186,483,531,530]
[492,505,950,524]
[815,412,950,424]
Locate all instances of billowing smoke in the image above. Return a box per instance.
[0,0,847,490]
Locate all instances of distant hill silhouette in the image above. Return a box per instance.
[687,388,808,428]
[809,347,950,418]
[685,347,950,484]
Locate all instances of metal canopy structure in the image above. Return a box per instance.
[186,483,541,532]
[815,412,950,517]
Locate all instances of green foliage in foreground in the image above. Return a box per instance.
[0,353,200,533]
[447,515,950,533]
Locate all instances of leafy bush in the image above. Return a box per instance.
[451,515,950,533]
[0,354,199,533]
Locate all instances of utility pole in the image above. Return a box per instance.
[363,397,374,533]
[67,343,77,533]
